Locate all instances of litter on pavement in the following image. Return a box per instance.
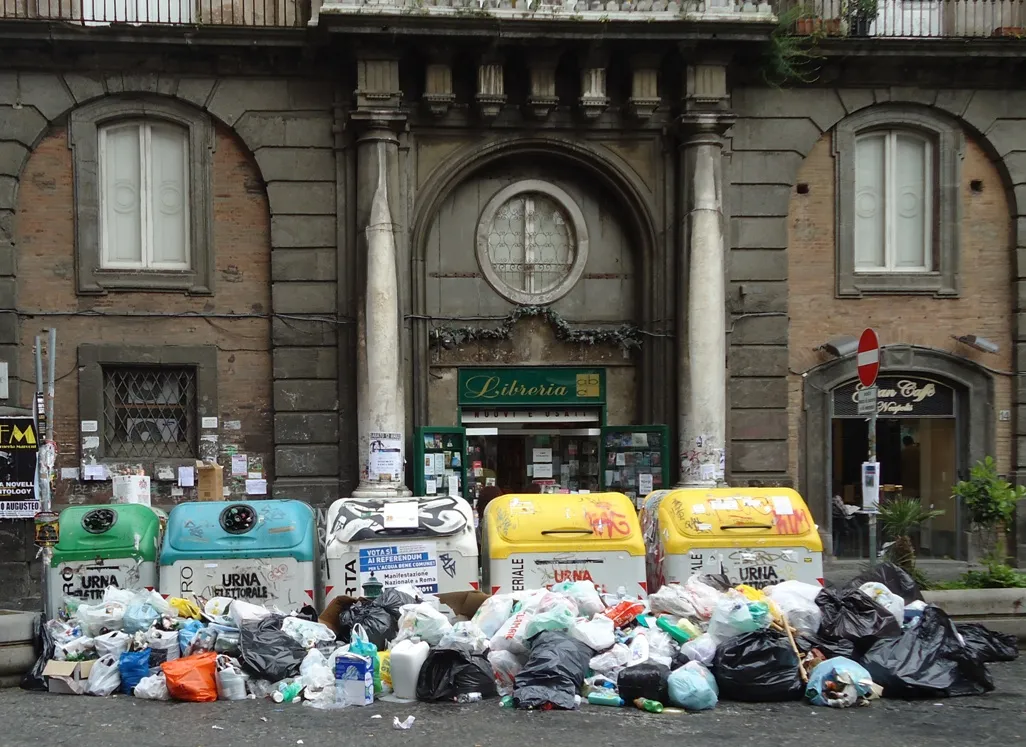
[20,562,1018,713]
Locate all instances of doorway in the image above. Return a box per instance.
[832,417,959,559]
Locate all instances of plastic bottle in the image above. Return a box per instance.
[500,695,515,708]
[457,692,483,703]
[657,616,695,644]
[587,691,624,707]
[633,697,665,713]
[276,681,303,703]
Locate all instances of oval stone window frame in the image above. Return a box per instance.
[475,179,590,306]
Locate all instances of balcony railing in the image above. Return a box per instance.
[0,0,307,25]
[777,0,1026,38]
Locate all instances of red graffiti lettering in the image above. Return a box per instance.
[585,502,631,538]
[554,568,595,584]
[773,509,811,536]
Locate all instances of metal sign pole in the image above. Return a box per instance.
[868,406,878,568]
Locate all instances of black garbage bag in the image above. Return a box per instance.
[713,630,805,702]
[617,662,670,704]
[339,600,399,649]
[846,562,925,604]
[796,632,857,661]
[416,642,497,702]
[816,588,902,656]
[956,623,1019,664]
[374,588,418,618]
[514,631,594,710]
[239,615,307,681]
[294,604,320,623]
[20,614,53,691]
[860,606,995,698]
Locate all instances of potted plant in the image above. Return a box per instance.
[793,4,843,36]
[876,495,943,575]
[846,0,878,37]
[952,456,1025,565]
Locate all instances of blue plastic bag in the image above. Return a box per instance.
[667,661,718,711]
[806,657,875,707]
[178,619,204,656]
[120,648,152,695]
[123,604,160,634]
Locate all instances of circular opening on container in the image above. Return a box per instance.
[82,508,118,535]
[220,504,258,535]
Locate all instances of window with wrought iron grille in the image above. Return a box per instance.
[102,366,198,459]
[475,180,590,306]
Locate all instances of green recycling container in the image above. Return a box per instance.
[47,504,166,618]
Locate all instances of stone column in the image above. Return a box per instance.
[352,122,411,499]
[678,113,732,486]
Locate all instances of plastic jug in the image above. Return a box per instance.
[390,639,430,700]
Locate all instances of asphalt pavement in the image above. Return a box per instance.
[2,658,1024,747]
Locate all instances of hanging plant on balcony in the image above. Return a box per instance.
[762,6,822,87]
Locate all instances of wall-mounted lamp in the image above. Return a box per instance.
[954,334,1000,355]
[815,335,859,358]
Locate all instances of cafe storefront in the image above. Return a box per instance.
[415,366,670,509]
[802,346,998,562]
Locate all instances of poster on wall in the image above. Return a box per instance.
[368,432,403,483]
[0,416,40,519]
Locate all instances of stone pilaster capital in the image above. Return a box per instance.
[677,111,735,148]
[349,111,406,144]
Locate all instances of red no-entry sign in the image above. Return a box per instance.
[857,328,880,388]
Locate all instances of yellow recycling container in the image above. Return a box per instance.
[640,488,824,593]
[482,492,647,597]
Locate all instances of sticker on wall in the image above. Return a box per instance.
[231,454,248,477]
[178,466,195,487]
[82,436,99,450]
[201,417,218,429]
[82,464,108,481]
[80,421,98,433]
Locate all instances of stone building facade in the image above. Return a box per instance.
[0,1,1025,606]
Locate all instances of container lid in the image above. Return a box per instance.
[160,500,316,564]
[657,488,820,541]
[52,504,163,565]
[484,492,644,555]
[327,495,473,543]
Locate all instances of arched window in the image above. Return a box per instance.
[853,129,933,274]
[99,120,190,271]
[833,107,962,297]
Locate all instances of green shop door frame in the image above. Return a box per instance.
[414,426,468,499]
[600,425,670,509]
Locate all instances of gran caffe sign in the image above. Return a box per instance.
[457,367,606,407]
[833,376,955,418]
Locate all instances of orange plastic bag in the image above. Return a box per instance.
[162,651,218,702]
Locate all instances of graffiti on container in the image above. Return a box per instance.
[184,520,204,539]
[212,572,270,600]
[772,508,811,536]
[268,564,289,582]
[584,501,631,538]
[439,552,456,579]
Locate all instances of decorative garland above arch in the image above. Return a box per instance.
[427,305,643,354]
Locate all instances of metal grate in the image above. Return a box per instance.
[102,366,197,458]
[486,192,576,296]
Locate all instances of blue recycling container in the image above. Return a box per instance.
[159,500,317,611]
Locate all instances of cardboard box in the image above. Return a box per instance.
[43,659,95,695]
[196,462,224,502]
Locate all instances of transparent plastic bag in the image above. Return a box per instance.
[650,584,706,619]
[76,602,126,636]
[103,587,136,607]
[859,582,905,623]
[487,649,524,696]
[765,580,824,635]
[396,603,453,647]
[216,655,249,701]
[708,590,761,641]
[123,603,160,634]
[300,649,335,692]
[680,633,717,666]
[351,624,382,694]
[550,580,604,617]
[205,597,235,618]
[683,576,724,620]
[186,627,218,657]
[471,594,516,638]
[439,621,489,655]
[281,616,336,649]
[86,655,121,697]
[523,598,577,640]
[589,643,630,677]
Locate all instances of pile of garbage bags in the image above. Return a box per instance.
[20,562,1019,713]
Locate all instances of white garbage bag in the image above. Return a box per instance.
[396,603,453,647]
[86,655,121,697]
[765,580,824,635]
[471,594,516,638]
[570,615,615,652]
[134,672,170,701]
[858,582,905,622]
[94,631,131,659]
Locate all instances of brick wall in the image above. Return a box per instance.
[787,132,1014,483]
[14,123,273,506]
